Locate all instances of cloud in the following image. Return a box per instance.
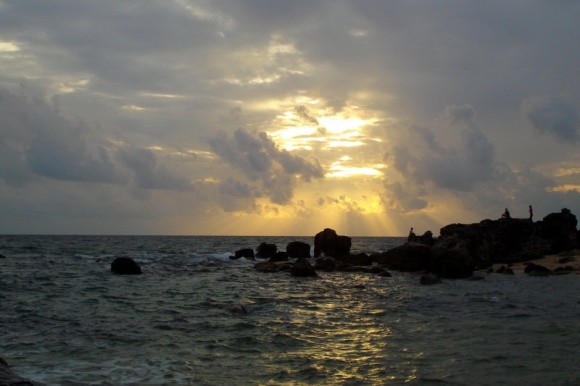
[0,85,192,193]
[522,95,579,142]
[388,105,499,193]
[118,146,192,191]
[0,86,123,186]
[209,128,323,204]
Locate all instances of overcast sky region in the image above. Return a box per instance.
[1,0,579,236]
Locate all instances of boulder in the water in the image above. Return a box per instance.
[111,257,142,275]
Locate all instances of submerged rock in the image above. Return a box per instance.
[0,356,47,385]
[111,257,142,275]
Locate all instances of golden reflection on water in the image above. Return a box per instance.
[272,278,421,384]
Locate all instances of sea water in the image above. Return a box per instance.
[0,235,579,385]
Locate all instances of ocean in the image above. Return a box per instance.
[1,235,579,385]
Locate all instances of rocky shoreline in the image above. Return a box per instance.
[234,208,580,280]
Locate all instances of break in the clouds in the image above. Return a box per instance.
[0,0,579,235]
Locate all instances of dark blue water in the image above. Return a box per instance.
[1,235,579,385]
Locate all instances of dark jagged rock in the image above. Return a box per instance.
[0,356,47,385]
[373,242,431,271]
[537,208,578,253]
[111,257,142,275]
[430,235,477,278]
[417,230,436,246]
[291,258,317,277]
[0,253,7,259]
[313,228,351,257]
[232,248,254,260]
[286,241,311,258]
[269,251,289,262]
[256,242,277,259]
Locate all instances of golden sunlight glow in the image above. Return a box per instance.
[139,92,185,99]
[554,167,580,177]
[548,185,580,193]
[122,104,147,111]
[0,40,20,52]
[327,164,383,178]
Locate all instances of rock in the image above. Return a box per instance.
[233,248,254,260]
[378,269,392,277]
[0,356,47,385]
[313,228,351,257]
[430,236,476,278]
[286,241,311,258]
[524,263,552,276]
[495,265,514,275]
[420,274,441,285]
[417,230,436,246]
[269,252,289,262]
[0,253,6,259]
[373,242,431,271]
[314,256,337,271]
[338,253,373,266]
[111,257,142,275]
[554,266,574,274]
[558,256,575,264]
[254,261,279,273]
[539,208,578,253]
[291,258,317,277]
[256,242,277,259]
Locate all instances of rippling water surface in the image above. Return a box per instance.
[1,235,579,385]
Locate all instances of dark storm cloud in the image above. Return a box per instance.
[295,105,319,126]
[388,105,498,192]
[0,86,191,191]
[522,95,579,142]
[118,146,193,191]
[209,128,323,204]
[0,86,123,185]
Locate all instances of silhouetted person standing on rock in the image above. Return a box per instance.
[408,227,417,242]
[502,208,511,219]
[529,205,533,222]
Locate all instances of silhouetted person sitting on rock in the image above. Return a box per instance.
[408,227,417,242]
[502,208,511,219]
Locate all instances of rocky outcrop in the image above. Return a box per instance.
[111,257,142,275]
[0,356,47,385]
[291,258,317,277]
[313,228,351,257]
[269,252,289,262]
[286,241,311,258]
[373,242,432,271]
[256,242,277,259]
[230,248,255,260]
[539,208,578,253]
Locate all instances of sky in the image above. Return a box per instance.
[0,0,579,236]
